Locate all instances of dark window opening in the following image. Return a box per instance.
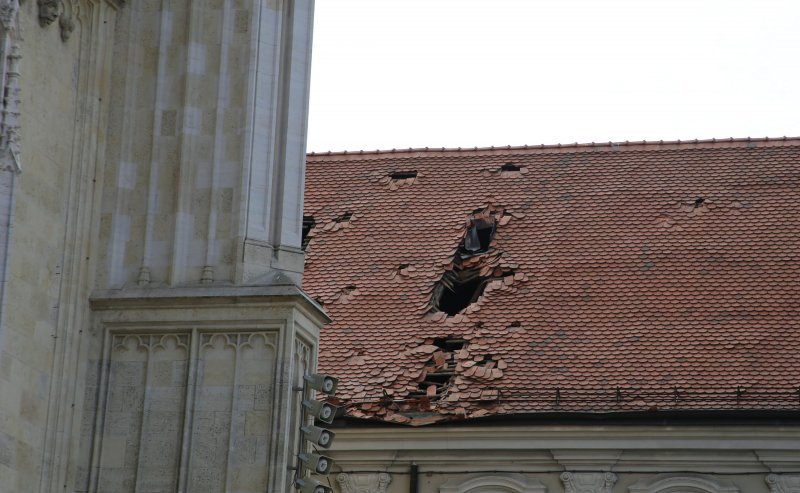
[436,269,487,316]
[694,197,705,208]
[500,162,521,172]
[390,171,417,180]
[301,216,315,250]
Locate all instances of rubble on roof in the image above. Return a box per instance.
[304,138,800,425]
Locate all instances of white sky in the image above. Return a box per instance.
[307,0,800,153]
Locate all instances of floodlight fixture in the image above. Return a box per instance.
[301,425,335,449]
[302,399,338,424]
[303,374,338,395]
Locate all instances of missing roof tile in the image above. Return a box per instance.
[435,268,487,316]
[500,162,521,172]
[432,337,467,352]
[301,216,315,250]
[694,197,705,208]
[461,212,496,256]
[390,171,417,180]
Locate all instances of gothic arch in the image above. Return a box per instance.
[628,474,740,493]
[439,474,546,493]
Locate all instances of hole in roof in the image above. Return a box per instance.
[390,171,417,180]
[408,337,466,400]
[435,268,487,316]
[335,212,353,223]
[432,337,467,352]
[461,214,496,255]
[301,216,315,250]
[694,197,705,208]
[500,162,521,172]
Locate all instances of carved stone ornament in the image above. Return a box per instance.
[59,1,74,42]
[766,474,800,493]
[561,472,617,493]
[0,0,19,30]
[37,0,59,27]
[628,473,739,493]
[337,472,391,493]
[0,34,21,173]
[439,474,546,493]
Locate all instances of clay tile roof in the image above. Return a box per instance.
[304,137,800,425]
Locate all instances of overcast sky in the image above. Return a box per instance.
[307,0,800,153]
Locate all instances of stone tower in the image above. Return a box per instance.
[0,1,324,492]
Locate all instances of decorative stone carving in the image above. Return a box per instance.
[0,0,19,30]
[767,474,800,493]
[561,472,617,493]
[629,473,739,493]
[0,41,21,172]
[37,0,59,27]
[439,474,546,493]
[58,1,75,42]
[337,472,392,493]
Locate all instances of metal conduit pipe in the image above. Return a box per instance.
[410,463,419,493]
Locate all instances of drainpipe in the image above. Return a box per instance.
[410,463,419,493]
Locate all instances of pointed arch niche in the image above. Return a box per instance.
[629,474,740,493]
[439,474,546,493]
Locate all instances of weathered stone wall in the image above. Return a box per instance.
[328,426,800,493]
[0,1,320,491]
[0,1,118,490]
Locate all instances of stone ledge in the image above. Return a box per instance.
[90,285,329,323]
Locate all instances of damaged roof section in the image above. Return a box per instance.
[304,138,800,425]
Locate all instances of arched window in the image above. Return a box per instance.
[439,474,546,493]
[628,474,740,493]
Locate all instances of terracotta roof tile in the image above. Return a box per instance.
[305,138,800,425]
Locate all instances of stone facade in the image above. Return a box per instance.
[324,426,800,493]
[0,1,322,492]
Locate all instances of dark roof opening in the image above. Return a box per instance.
[500,162,521,172]
[301,216,315,250]
[436,268,487,316]
[694,197,705,208]
[461,215,496,255]
[432,337,467,352]
[390,171,417,180]
[335,212,353,223]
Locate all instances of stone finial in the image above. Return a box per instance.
[337,472,392,493]
[561,472,618,493]
[766,474,800,493]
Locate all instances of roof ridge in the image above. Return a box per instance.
[308,136,800,160]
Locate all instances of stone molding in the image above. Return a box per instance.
[766,474,800,493]
[439,474,546,493]
[561,472,617,493]
[628,473,739,492]
[337,472,392,493]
